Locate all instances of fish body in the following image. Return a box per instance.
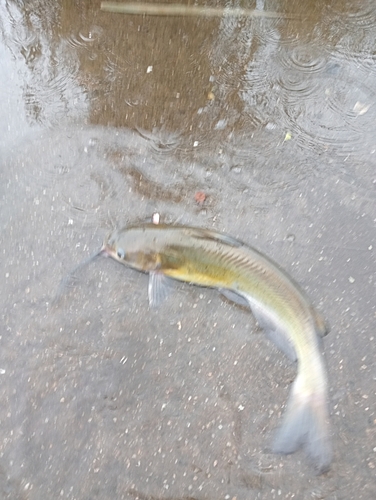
[104,224,331,472]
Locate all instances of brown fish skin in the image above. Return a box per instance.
[104,223,332,472]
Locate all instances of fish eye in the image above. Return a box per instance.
[116,248,125,259]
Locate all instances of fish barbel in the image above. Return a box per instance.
[103,223,332,472]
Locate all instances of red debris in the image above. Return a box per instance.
[194,191,206,205]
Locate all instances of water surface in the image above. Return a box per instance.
[1,1,376,498]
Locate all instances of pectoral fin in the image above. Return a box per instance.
[148,272,175,308]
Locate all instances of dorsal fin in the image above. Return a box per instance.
[181,227,243,248]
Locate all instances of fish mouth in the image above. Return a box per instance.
[102,242,122,261]
[101,244,113,258]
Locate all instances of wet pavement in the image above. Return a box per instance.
[1,1,376,498]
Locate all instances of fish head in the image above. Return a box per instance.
[103,226,162,272]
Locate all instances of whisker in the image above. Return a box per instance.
[52,247,106,305]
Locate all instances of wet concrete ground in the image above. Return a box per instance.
[1,1,376,498]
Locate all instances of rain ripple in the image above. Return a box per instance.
[330,2,376,31]
[324,3,376,75]
[135,128,182,156]
[0,2,89,128]
[66,26,104,50]
[276,44,376,156]
[278,44,328,74]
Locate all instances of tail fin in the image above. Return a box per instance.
[272,374,332,473]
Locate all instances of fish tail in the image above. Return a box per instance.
[272,371,332,473]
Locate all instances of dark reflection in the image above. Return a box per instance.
[2,0,375,162]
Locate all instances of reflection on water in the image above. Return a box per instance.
[0,1,88,129]
[2,0,375,170]
[211,4,376,160]
[1,0,376,498]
